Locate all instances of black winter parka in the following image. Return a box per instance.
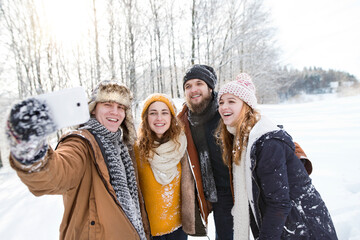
[245,117,338,239]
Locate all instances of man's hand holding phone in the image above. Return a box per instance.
[6,97,56,164]
[6,87,90,165]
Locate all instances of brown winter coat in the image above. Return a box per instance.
[177,104,210,232]
[10,129,150,240]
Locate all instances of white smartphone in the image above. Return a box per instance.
[36,87,90,129]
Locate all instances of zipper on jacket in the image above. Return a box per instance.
[250,154,263,228]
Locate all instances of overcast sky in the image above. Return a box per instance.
[266,0,360,79]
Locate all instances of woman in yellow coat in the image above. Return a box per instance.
[135,93,189,240]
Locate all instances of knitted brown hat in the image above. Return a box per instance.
[88,80,136,145]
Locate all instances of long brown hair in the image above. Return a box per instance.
[137,106,183,160]
[216,102,260,167]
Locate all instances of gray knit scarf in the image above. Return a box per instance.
[187,96,218,202]
[82,118,146,240]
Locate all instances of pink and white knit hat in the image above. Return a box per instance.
[218,73,257,109]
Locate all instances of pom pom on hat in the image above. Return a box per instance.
[183,64,217,90]
[218,73,257,109]
[141,93,177,118]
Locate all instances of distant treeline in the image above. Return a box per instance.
[272,67,359,102]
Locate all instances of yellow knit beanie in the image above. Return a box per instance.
[141,93,177,118]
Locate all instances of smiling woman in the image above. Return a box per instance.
[37,0,93,48]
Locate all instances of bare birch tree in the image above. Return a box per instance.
[92,0,101,83]
[165,0,182,97]
[148,0,165,93]
[106,0,117,80]
[122,0,139,97]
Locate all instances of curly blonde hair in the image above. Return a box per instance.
[137,107,183,161]
[216,103,260,167]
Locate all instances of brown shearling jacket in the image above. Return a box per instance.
[177,104,210,231]
[10,129,150,240]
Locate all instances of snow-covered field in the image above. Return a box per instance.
[1,94,359,239]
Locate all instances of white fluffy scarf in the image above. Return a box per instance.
[228,116,280,239]
[245,115,280,228]
[227,126,250,240]
[148,132,187,185]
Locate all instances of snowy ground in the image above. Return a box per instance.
[1,94,359,239]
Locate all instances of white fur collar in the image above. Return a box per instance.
[245,115,280,227]
[226,125,237,135]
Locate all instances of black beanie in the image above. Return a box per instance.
[183,64,217,90]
